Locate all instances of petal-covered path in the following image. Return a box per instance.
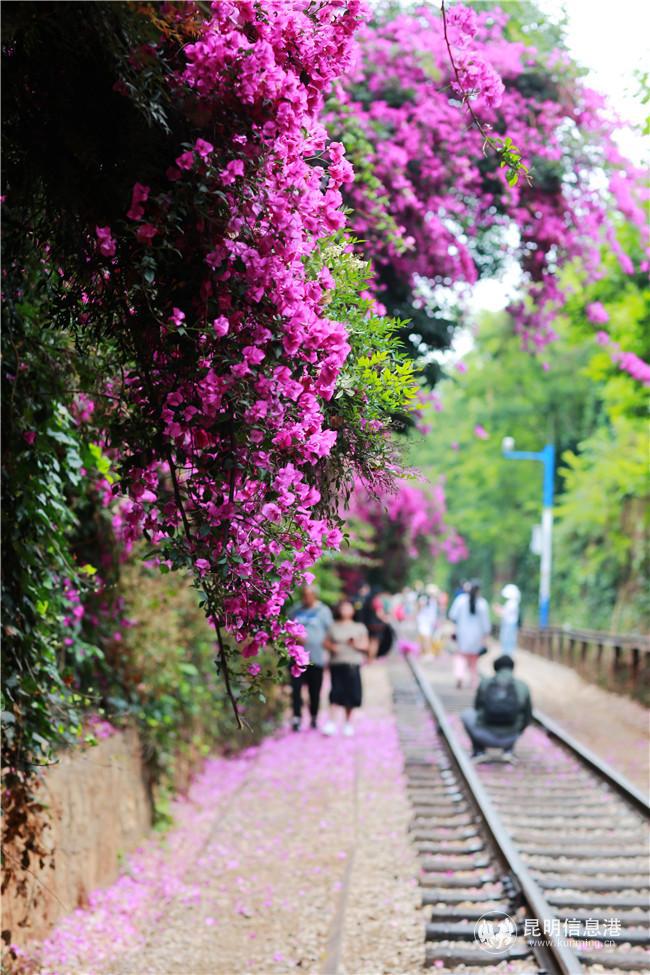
[31,662,424,975]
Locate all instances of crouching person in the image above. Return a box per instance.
[462,654,532,762]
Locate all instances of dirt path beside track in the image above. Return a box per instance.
[30,662,424,975]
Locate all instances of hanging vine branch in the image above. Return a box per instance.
[441,0,531,186]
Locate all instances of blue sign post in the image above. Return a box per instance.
[501,442,555,628]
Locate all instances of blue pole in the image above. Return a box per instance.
[539,444,555,628]
[542,444,555,508]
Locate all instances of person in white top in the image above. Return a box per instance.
[448,581,491,689]
[416,593,438,655]
[496,583,521,655]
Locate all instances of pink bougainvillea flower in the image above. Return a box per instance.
[247,663,261,677]
[327,3,647,361]
[474,424,489,439]
[95,226,116,257]
[242,346,265,366]
[219,160,245,185]
[169,308,185,327]
[398,639,419,656]
[22,430,37,446]
[455,361,467,374]
[230,362,249,379]
[454,51,505,108]
[586,302,609,325]
[348,477,467,570]
[194,138,214,158]
[615,349,650,385]
[446,3,478,40]
[127,182,150,221]
[175,150,195,171]
[261,503,282,523]
[135,223,158,245]
[212,316,229,337]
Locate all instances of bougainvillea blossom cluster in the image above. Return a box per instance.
[329,4,648,355]
[445,3,505,109]
[349,478,467,565]
[78,0,379,688]
[595,332,650,386]
[35,0,650,703]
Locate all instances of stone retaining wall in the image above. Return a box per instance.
[3,726,152,947]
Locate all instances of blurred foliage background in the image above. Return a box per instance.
[408,229,649,632]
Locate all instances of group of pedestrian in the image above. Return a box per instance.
[392,578,531,763]
[289,577,532,763]
[393,584,447,656]
[289,586,371,737]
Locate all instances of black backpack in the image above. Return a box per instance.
[483,677,519,725]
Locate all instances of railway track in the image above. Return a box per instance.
[390,654,650,974]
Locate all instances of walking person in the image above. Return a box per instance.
[375,591,395,658]
[448,580,491,689]
[322,600,369,737]
[416,593,438,655]
[461,654,532,762]
[496,583,521,655]
[358,588,386,659]
[352,581,371,620]
[289,586,333,731]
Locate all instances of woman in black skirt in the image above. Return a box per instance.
[322,600,369,737]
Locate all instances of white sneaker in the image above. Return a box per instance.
[472,752,490,764]
[322,721,337,736]
[343,723,355,738]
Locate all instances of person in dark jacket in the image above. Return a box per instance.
[289,586,333,731]
[461,654,532,762]
[358,587,390,659]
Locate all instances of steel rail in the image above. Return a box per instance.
[533,709,650,817]
[406,655,583,975]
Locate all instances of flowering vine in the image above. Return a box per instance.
[62,0,418,717]
[441,1,529,188]
[3,0,647,772]
[327,3,648,373]
[595,332,650,386]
